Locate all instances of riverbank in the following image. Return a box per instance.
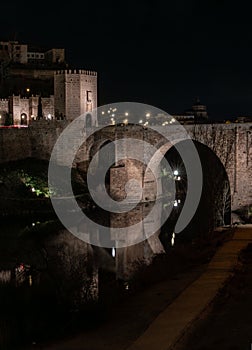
[173,224,252,350]
[31,226,235,350]
[0,158,92,218]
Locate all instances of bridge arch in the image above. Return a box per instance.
[154,139,231,244]
[89,139,116,190]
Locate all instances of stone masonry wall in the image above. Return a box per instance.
[0,122,251,212]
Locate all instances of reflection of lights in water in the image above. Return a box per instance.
[29,275,32,286]
[173,199,181,207]
[112,247,116,258]
[171,232,175,246]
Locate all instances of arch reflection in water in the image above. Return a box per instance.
[78,200,167,282]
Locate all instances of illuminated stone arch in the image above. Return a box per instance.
[20,112,28,125]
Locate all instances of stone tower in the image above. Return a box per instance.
[54,69,97,124]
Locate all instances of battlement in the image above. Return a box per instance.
[55,69,97,76]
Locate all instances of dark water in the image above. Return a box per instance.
[0,200,179,349]
[0,186,225,349]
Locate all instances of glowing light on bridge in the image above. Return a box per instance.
[171,232,175,246]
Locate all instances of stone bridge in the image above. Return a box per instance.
[0,119,251,280]
[0,120,251,222]
[74,122,252,214]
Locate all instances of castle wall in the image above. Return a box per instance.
[45,48,65,63]
[29,96,39,119]
[41,96,54,119]
[0,99,9,125]
[65,72,81,120]
[0,128,32,162]
[54,72,66,118]
[8,67,55,80]
[29,120,67,160]
[9,95,29,125]
[1,95,55,125]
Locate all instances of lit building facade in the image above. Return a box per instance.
[0,41,97,126]
[54,70,97,122]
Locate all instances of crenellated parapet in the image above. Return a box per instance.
[55,69,97,76]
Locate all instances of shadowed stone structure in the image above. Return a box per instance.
[0,122,251,214]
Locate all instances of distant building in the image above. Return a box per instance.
[170,114,195,124]
[0,40,98,126]
[184,97,208,121]
[169,97,208,124]
[0,40,67,97]
[235,116,252,123]
[0,41,28,64]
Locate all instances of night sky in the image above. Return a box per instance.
[1,0,252,120]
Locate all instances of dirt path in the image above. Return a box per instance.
[38,265,205,350]
[173,225,252,350]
